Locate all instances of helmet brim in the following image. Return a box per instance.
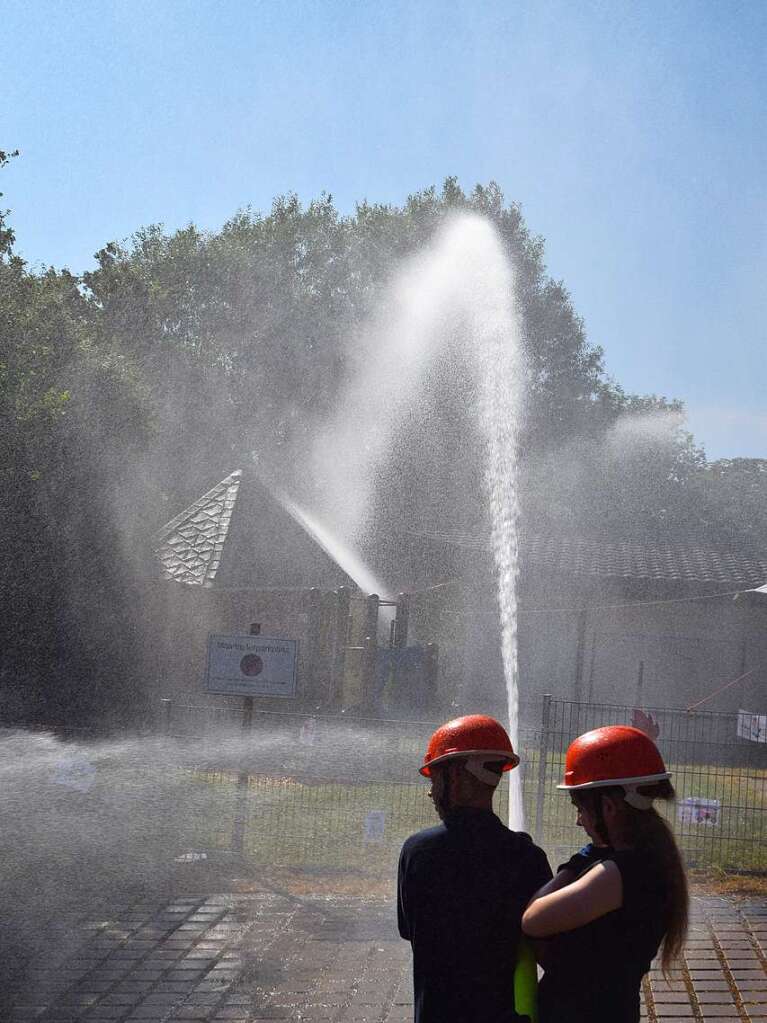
[420,749,520,777]
[557,771,671,791]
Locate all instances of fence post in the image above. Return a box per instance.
[534,694,552,846]
[160,698,172,736]
[231,622,258,856]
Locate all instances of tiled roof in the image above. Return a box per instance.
[153,471,356,591]
[154,475,767,590]
[154,471,241,586]
[407,528,767,586]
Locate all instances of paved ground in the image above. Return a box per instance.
[6,886,766,1022]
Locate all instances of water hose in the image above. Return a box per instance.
[513,937,538,1023]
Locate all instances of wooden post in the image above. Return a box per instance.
[305,587,322,705]
[364,593,379,645]
[330,587,351,706]
[361,634,378,710]
[231,621,259,856]
[394,592,410,649]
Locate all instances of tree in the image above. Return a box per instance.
[1,168,746,724]
[0,154,154,723]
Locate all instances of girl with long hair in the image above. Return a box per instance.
[522,725,688,1023]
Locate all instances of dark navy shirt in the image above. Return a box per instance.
[397,808,552,1023]
[537,849,668,1023]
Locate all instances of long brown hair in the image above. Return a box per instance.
[574,780,688,975]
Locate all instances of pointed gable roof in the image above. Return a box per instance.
[154,471,241,586]
[153,470,355,591]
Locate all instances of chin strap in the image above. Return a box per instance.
[623,786,654,810]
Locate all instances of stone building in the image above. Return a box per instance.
[151,470,767,721]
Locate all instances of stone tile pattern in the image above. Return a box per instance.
[8,893,765,1022]
[154,471,241,587]
[647,896,767,1022]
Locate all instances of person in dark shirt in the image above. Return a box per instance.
[522,725,689,1023]
[398,714,552,1023]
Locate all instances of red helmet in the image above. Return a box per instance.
[557,725,670,791]
[420,714,519,777]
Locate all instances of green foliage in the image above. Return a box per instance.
[692,458,767,543]
[0,163,760,724]
[0,154,154,723]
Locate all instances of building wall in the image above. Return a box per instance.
[518,573,766,714]
[149,583,342,711]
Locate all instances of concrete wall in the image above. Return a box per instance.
[518,573,767,714]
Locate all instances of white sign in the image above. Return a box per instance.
[364,810,386,843]
[205,634,298,698]
[678,797,720,826]
[737,710,767,744]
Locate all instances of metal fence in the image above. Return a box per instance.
[160,696,766,875]
[532,696,767,873]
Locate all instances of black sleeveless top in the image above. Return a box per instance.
[538,849,668,1023]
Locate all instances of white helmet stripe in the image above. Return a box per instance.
[556,770,671,791]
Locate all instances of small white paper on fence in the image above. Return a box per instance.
[737,710,767,743]
[364,810,386,843]
[299,717,317,746]
[678,796,720,826]
[52,755,96,793]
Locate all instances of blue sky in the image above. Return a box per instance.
[3,0,765,459]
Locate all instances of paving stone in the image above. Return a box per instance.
[9,887,763,1023]
[697,1008,743,1018]
[654,1006,698,1017]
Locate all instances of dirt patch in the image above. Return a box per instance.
[174,855,766,903]
[689,869,767,899]
[231,867,395,899]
